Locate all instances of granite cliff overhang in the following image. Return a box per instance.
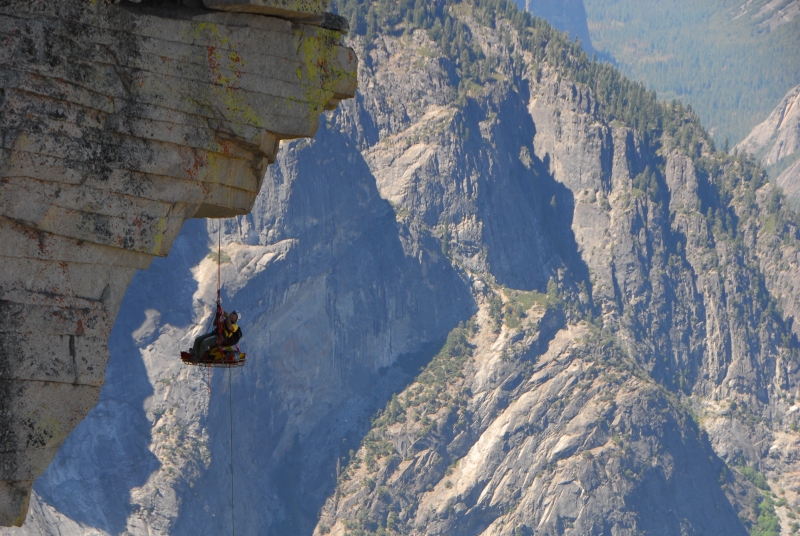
[0,0,356,526]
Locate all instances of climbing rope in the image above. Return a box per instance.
[229,367,236,536]
[206,225,223,394]
[204,228,219,394]
[219,223,237,535]
[217,223,222,317]
[216,225,223,343]
[197,221,236,535]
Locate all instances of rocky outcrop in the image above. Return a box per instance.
[316,303,752,536]
[0,0,355,526]
[737,84,800,200]
[734,0,800,31]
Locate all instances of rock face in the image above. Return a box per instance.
[734,0,800,32]
[318,309,752,536]
[737,84,800,201]
[312,5,800,535]
[0,0,355,526]
[9,1,800,535]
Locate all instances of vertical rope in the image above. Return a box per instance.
[218,224,221,303]
[229,367,236,536]
[217,221,235,534]
[217,226,222,339]
[210,224,222,396]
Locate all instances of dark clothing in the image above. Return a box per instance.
[222,325,242,346]
[191,310,242,357]
[215,308,242,346]
[192,332,217,357]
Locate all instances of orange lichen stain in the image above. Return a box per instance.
[189,22,262,130]
[184,151,216,181]
[206,46,220,76]
[185,155,203,180]
[218,139,231,155]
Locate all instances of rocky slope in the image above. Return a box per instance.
[318,303,753,536]
[738,84,800,203]
[315,2,800,534]
[9,0,800,535]
[735,0,800,32]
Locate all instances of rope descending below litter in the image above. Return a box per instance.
[229,367,236,536]
[220,224,236,535]
[201,222,236,535]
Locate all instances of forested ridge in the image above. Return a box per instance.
[334,0,715,157]
[331,0,800,393]
[331,0,797,218]
[583,0,800,145]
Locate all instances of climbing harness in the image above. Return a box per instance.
[180,224,246,369]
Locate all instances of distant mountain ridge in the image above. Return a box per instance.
[584,0,800,144]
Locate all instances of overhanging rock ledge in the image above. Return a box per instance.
[0,0,356,526]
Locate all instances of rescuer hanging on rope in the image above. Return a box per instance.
[180,226,246,367]
[191,308,242,358]
[181,303,246,366]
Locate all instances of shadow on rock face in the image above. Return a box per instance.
[466,92,590,293]
[624,417,749,536]
[32,219,209,534]
[170,120,474,536]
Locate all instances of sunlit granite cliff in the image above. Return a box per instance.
[738,84,800,202]
[0,0,356,526]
